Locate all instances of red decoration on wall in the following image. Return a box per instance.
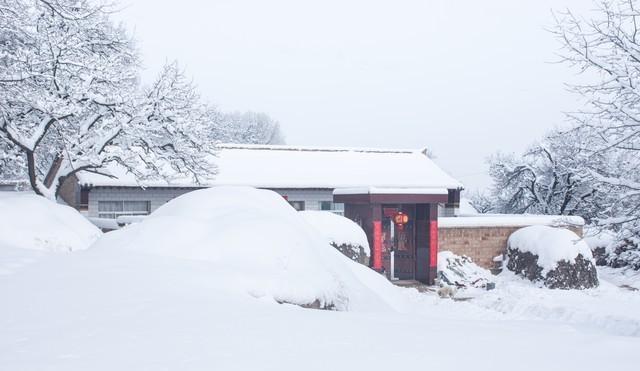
[373,220,382,270]
[429,220,438,268]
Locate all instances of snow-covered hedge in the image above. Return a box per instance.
[299,211,370,265]
[0,193,101,252]
[585,228,640,271]
[506,226,598,289]
[91,187,396,311]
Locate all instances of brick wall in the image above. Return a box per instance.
[438,225,583,269]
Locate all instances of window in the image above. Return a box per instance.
[98,201,151,219]
[319,201,344,215]
[288,201,305,211]
[319,201,333,211]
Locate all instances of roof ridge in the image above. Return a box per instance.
[217,143,417,154]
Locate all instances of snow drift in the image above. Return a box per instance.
[507,226,598,289]
[0,193,101,252]
[91,187,398,311]
[299,210,370,264]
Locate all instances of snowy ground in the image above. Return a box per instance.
[1,190,639,370]
[1,245,639,371]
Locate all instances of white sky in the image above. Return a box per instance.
[115,0,596,191]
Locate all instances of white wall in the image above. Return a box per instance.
[87,187,338,217]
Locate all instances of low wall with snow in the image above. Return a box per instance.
[438,215,584,269]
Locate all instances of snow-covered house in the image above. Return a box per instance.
[57,144,462,284]
[64,144,463,219]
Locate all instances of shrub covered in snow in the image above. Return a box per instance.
[0,193,101,252]
[299,211,370,265]
[585,228,640,271]
[91,187,398,311]
[506,226,598,289]
[437,251,494,289]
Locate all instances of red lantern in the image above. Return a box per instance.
[393,212,409,230]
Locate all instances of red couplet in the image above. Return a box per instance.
[429,220,438,268]
[373,220,382,270]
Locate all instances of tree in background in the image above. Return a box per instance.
[552,0,640,243]
[483,1,640,264]
[0,0,228,198]
[216,111,286,145]
[485,128,604,222]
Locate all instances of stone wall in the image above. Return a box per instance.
[438,225,583,269]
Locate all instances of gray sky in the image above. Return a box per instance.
[115,0,595,191]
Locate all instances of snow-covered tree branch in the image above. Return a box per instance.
[0,0,216,199]
[551,0,640,243]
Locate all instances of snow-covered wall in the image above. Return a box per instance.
[86,187,339,218]
[87,187,198,218]
[439,224,584,269]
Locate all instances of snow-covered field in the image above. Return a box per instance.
[1,190,639,370]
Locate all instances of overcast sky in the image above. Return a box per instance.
[115,0,596,191]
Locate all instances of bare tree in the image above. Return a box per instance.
[553,0,640,242]
[0,0,216,199]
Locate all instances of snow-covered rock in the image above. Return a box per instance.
[0,193,101,252]
[437,251,494,289]
[91,186,397,311]
[299,210,370,265]
[506,226,598,289]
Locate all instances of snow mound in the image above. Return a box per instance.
[299,211,370,264]
[0,193,101,252]
[508,226,593,274]
[507,226,598,289]
[437,251,494,288]
[91,186,397,311]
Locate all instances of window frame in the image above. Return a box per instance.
[98,200,151,219]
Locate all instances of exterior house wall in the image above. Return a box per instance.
[86,187,337,218]
[271,188,335,211]
[87,187,200,218]
[438,225,584,269]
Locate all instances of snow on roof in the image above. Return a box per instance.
[76,144,463,190]
[438,214,585,228]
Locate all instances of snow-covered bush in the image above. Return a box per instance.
[506,226,598,289]
[0,193,101,252]
[91,187,396,311]
[299,211,370,265]
[437,251,494,289]
[584,228,640,271]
